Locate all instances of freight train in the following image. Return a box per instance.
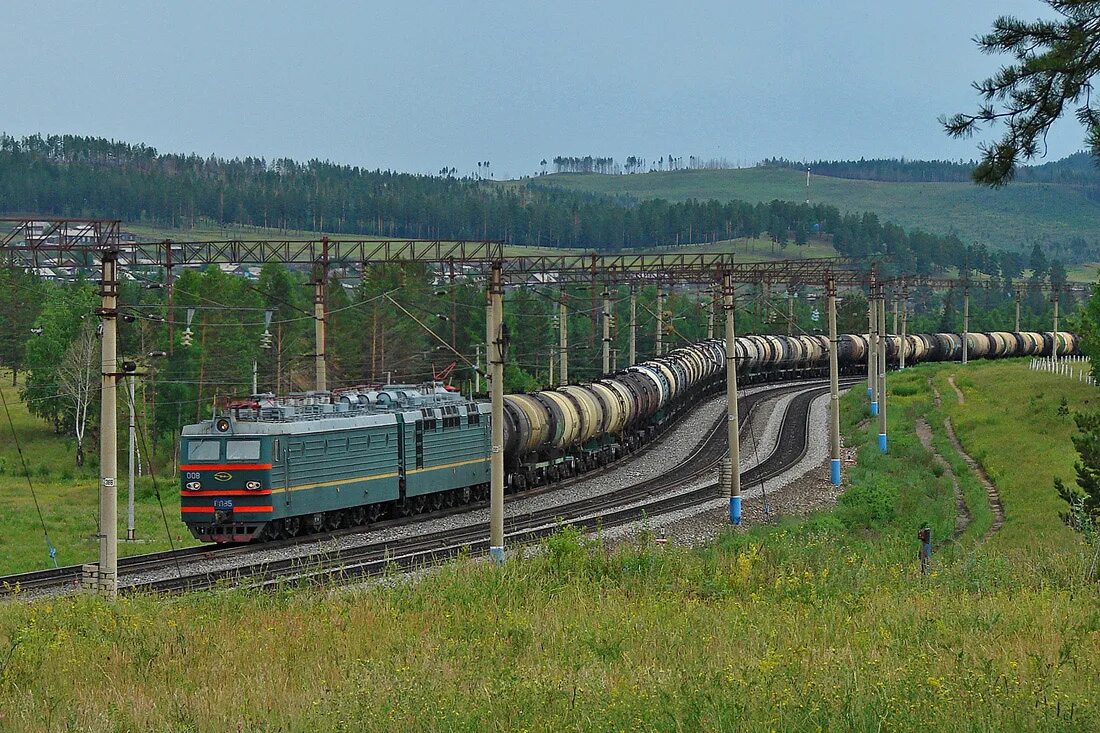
[179,330,1079,543]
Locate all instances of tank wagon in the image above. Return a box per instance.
[180,330,1078,543]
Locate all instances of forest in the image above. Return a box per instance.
[0,133,1045,276]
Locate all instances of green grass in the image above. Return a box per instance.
[124,220,584,258]
[1,361,1099,731]
[933,361,1095,550]
[528,168,1100,261]
[0,374,198,574]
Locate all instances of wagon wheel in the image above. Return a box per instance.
[307,513,325,534]
[443,490,456,508]
[413,495,429,514]
[395,498,412,518]
[325,511,344,532]
[348,506,367,527]
[367,503,385,523]
[459,485,473,504]
[430,492,445,512]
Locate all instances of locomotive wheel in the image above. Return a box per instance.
[348,506,367,527]
[282,516,302,538]
[367,503,384,523]
[307,513,325,534]
[262,521,282,541]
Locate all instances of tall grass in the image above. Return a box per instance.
[1,360,1098,731]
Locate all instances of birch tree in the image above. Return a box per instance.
[57,322,99,467]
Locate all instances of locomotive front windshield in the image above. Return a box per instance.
[225,440,261,461]
[187,439,221,462]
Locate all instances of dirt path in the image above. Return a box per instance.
[916,417,971,540]
[942,417,1005,538]
[947,375,966,404]
[929,377,1004,538]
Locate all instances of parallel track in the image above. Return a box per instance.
[132,381,842,593]
[1,377,846,596]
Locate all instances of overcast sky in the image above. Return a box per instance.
[0,0,1082,178]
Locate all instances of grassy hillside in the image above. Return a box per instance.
[2,360,1098,731]
[531,167,1100,253]
[0,373,199,574]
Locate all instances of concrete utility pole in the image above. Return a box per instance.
[488,263,505,563]
[252,359,258,395]
[706,288,715,340]
[900,290,908,370]
[869,286,878,416]
[475,344,482,392]
[892,296,898,336]
[1053,292,1060,363]
[559,296,569,384]
[655,287,665,356]
[88,250,119,596]
[722,271,742,524]
[827,276,842,486]
[787,292,794,336]
[1014,288,1022,332]
[878,289,888,453]
[313,277,327,391]
[629,285,637,366]
[601,288,611,374]
[126,375,136,542]
[962,287,970,365]
[867,281,876,402]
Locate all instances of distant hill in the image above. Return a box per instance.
[528,163,1100,256]
[762,152,1100,185]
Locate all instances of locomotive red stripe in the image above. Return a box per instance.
[180,490,273,496]
[178,463,273,471]
[180,505,274,513]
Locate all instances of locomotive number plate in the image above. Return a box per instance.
[212,498,234,511]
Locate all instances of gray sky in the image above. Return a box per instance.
[1,0,1081,178]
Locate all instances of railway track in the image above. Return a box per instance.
[2,377,845,596]
[132,380,841,593]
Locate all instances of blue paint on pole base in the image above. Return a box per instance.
[730,496,742,525]
[489,546,505,564]
[866,386,873,398]
[878,433,888,453]
[870,401,879,416]
[830,458,842,486]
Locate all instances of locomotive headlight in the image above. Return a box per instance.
[245,480,261,491]
[185,481,201,491]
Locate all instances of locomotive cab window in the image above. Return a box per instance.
[225,440,261,461]
[187,439,221,462]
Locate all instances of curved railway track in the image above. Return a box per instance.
[133,380,843,593]
[2,377,847,596]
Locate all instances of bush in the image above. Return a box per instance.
[837,475,898,530]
